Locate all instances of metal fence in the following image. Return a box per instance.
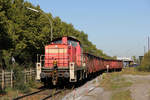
[0,69,36,90]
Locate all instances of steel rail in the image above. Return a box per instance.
[41,89,65,100]
[13,89,47,100]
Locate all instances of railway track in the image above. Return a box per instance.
[13,88,47,100]
[13,88,67,100]
[13,81,83,100]
[41,89,65,100]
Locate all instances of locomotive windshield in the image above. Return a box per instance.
[53,40,62,44]
[67,40,78,47]
[52,36,81,47]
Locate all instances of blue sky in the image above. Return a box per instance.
[27,0,150,57]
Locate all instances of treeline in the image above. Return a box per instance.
[0,0,112,68]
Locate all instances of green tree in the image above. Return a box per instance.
[137,51,150,71]
[141,51,150,68]
[0,0,113,68]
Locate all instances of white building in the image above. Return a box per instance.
[117,57,134,67]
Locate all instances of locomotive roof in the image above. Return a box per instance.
[52,36,81,43]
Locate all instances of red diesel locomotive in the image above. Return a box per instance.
[38,36,123,86]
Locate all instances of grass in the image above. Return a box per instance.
[100,68,150,90]
[121,67,150,75]
[0,88,19,100]
[111,90,132,100]
[100,71,133,100]
[100,72,132,90]
[100,67,150,100]
[100,67,150,90]
[0,81,43,99]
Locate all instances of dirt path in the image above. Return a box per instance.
[123,75,150,100]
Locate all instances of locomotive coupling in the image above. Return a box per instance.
[52,59,58,85]
[52,69,58,85]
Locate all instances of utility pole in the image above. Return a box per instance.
[148,36,150,51]
[144,46,146,54]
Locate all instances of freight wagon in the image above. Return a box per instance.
[36,36,123,86]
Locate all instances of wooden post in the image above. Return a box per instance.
[30,69,32,80]
[32,69,33,80]
[2,70,4,90]
[40,56,42,66]
[24,69,26,84]
[34,69,35,80]
[11,70,13,88]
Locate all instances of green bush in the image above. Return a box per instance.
[0,87,6,95]
[13,65,30,93]
[137,51,150,72]
[0,87,14,95]
[28,80,37,88]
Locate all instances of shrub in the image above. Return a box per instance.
[13,65,30,93]
[28,80,37,88]
[0,87,6,95]
[137,51,150,72]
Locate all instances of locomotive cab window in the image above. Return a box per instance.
[53,40,62,44]
[67,40,78,47]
